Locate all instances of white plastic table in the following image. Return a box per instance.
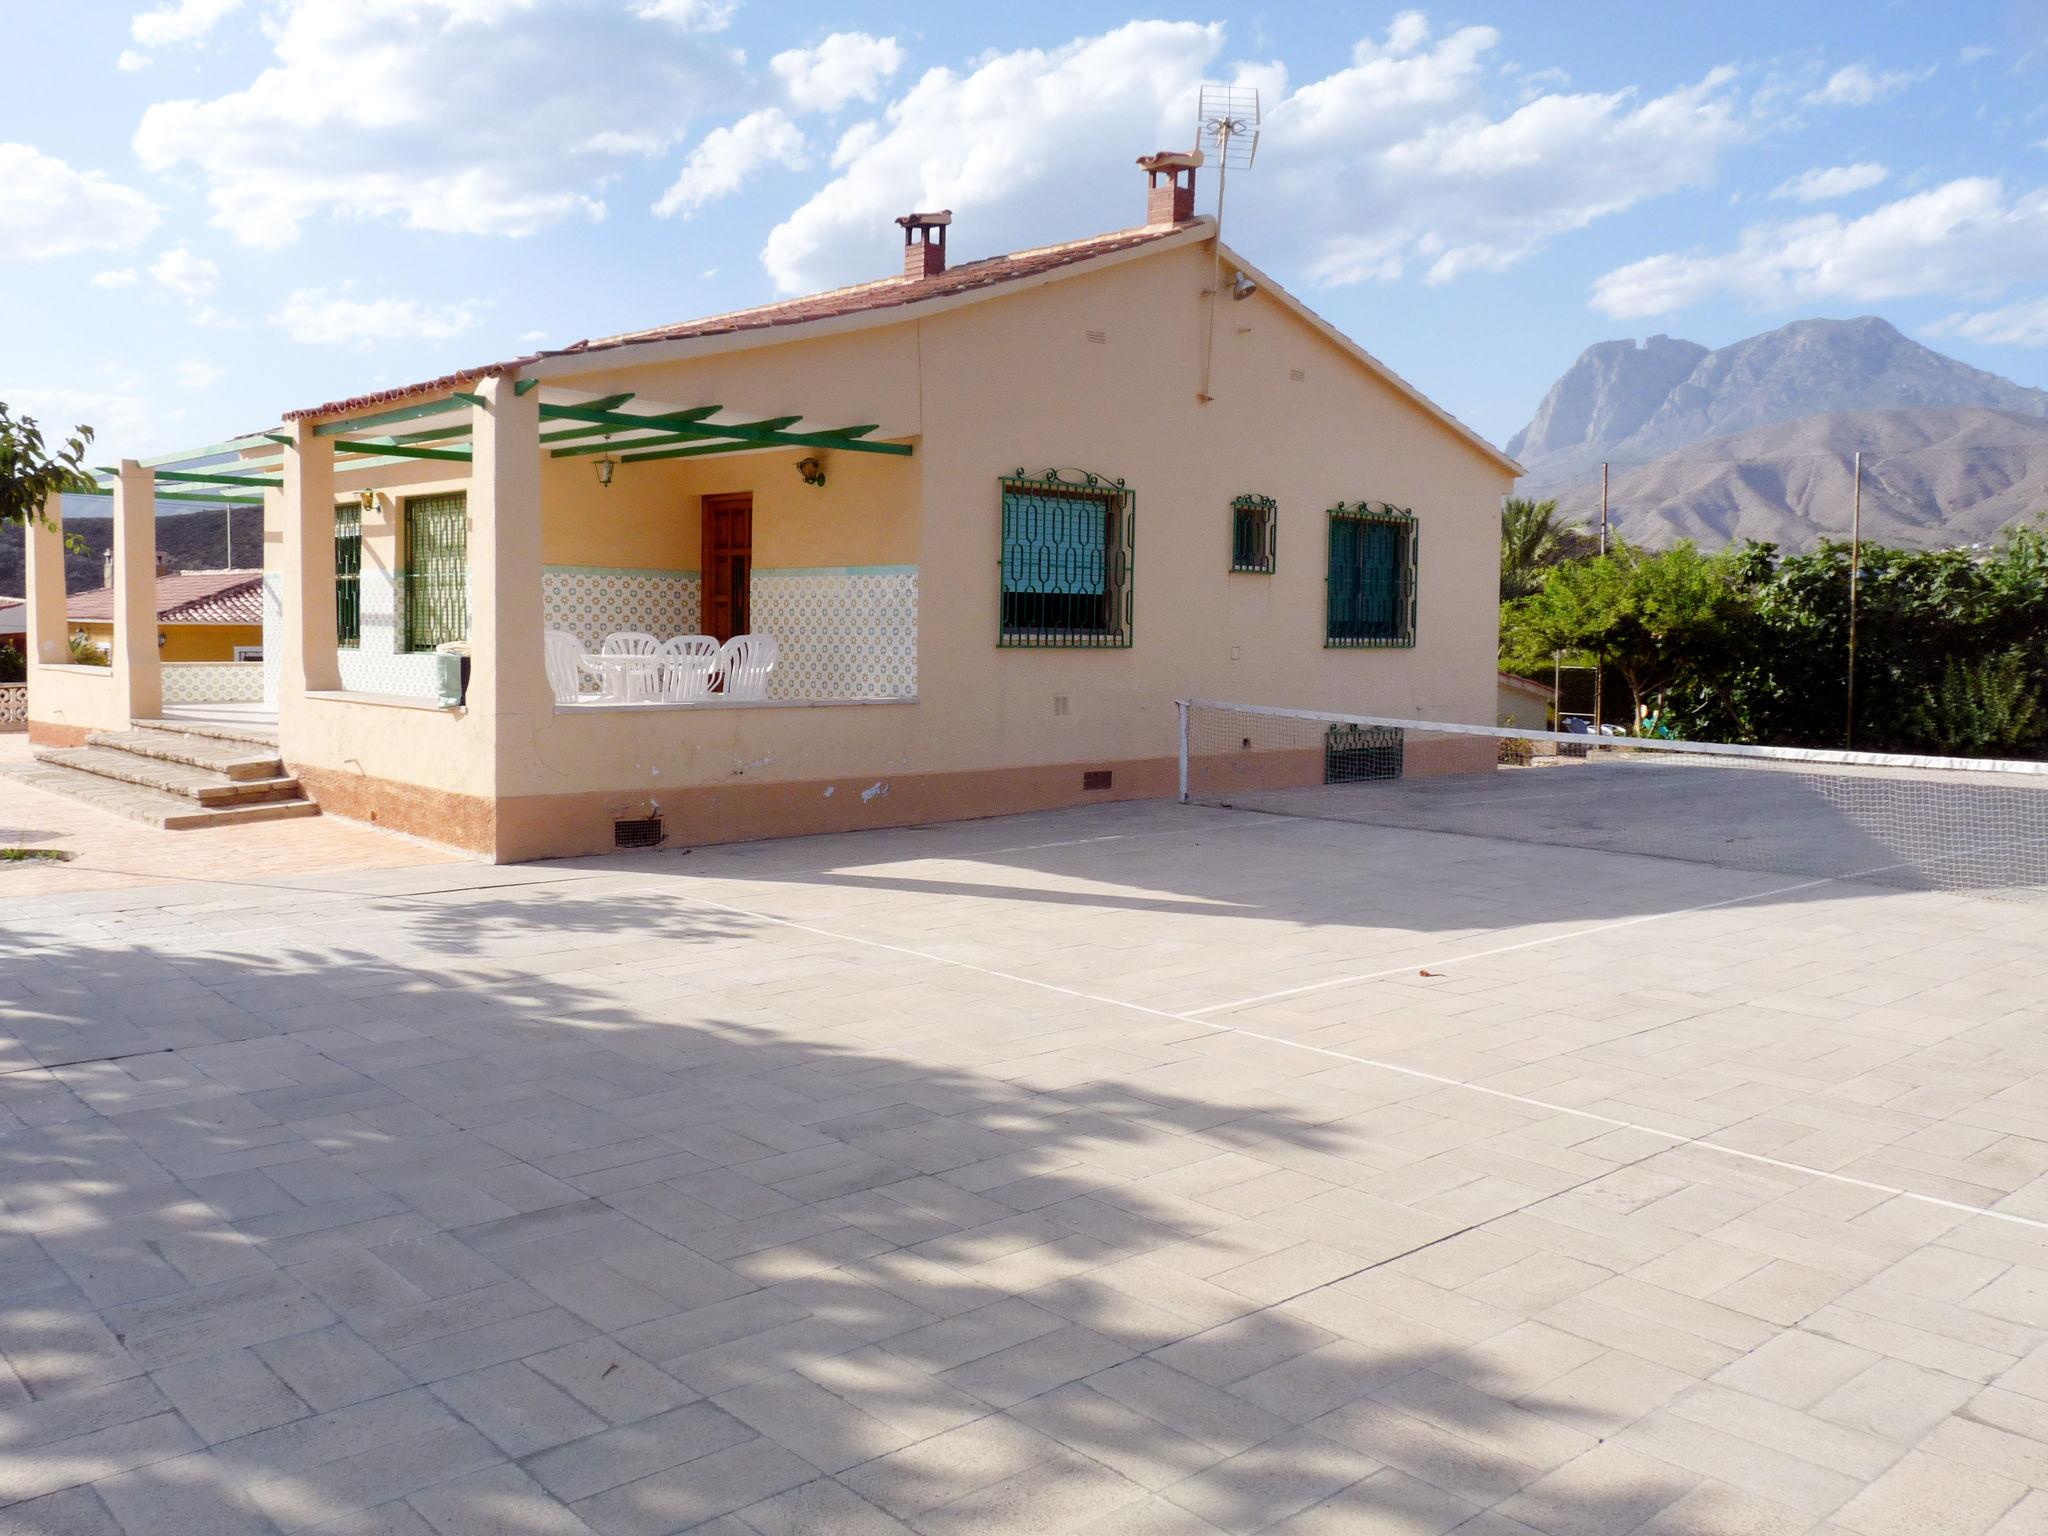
[582,654,662,702]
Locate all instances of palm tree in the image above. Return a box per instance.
[1500,496,1583,600]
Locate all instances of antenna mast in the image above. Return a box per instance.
[1195,84,1260,404]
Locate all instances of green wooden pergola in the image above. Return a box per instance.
[67,384,913,503]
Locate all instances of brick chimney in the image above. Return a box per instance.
[1137,150,1202,225]
[895,210,951,279]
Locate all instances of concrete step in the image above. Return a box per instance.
[34,746,303,807]
[128,717,279,749]
[85,727,284,782]
[2,761,318,831]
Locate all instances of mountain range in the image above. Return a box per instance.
[1508,317,2048,549]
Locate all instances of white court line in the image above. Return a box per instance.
[653,880,2048,1236]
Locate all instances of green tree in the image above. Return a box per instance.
[1,401,95,531]
[1499,497,1585,600]
[1503,542,1746,727]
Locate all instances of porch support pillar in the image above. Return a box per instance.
[279,420,340,698]
[110,461,162,720]
[25,490,67,666]
[469,372,549,759]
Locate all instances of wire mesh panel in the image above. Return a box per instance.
[1181,698,2048,904]
[334,501,362,649]
[403,492,468,653]
[1230,494,1277,574]
[1326,503,1416,647]
[998,470,1133,648]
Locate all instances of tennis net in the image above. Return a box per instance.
[1177,699,2048,904]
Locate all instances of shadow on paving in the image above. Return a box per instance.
[0,906,1728,1534]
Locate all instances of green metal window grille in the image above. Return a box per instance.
[334,502,362,649]
[1325,502,1418,648]
[402,492,468,653]
[998,470,1134,648]
[1230,494,1277,574]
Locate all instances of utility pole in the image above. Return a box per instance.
[1593,462,1608,735]
[1845,450,1862,750]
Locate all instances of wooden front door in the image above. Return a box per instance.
[700,493,753,642]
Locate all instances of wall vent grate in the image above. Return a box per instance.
[614,816,664,850]
[1082,770,1113,791]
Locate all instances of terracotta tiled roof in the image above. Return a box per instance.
[68,570,264,626]
[283,222,1201,421]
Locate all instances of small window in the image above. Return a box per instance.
[998,470,1133,648]
[403,492,469,653]
[1326,502,1417,648]
[335,501,361,649]
[233,645,263,662]
[1230,494,1276,574]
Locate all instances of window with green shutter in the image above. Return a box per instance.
[998,470,1134,648]
[1230,494,1277,573]
[335,502,361,649]
[1325,502,1417,648]
[402,492,468,653]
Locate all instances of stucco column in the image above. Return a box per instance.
[25,490,67,666]
[469,374,548,734]
[110,460,162,720]
[279,420,340,697]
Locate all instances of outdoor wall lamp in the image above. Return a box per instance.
[795,455,826,488]
[595,451,616,489]
[358,488,375,514]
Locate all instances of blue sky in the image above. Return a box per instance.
[5,1,2047,463]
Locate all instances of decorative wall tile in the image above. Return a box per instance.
[749,567,918,700]
[162,663,265,704]
[0,682,24,732]
[263,566,444,703]
[541,566,700,650]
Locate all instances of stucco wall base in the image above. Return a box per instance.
[292,762,497,858]
[28,721,96,748]
[495,757,1182,863]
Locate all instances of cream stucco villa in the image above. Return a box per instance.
[22,152,1519,860]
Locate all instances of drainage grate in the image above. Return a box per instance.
[1082,770,1113,791]
[614,816,664,850]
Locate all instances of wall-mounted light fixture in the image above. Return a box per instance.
[1230,269,1257,301]
[795,455,826,488]
[358,488,376,514]
[595,451,617,489]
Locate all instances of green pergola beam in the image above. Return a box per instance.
[540,403,709,447]
[331,439,473,463]
[69,487,266,506]
[621,428,908,463]
[539,403,907,456]
[515,379,540,395]
[551,417,800,458]
[149,468,283,489]
[313,395,472,438]
[389,421,476,445]
[138,431,288,468]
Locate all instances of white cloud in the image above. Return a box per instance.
[187,304,239,329]
[1806,63,1916,107]
[1958,44,1995,65]
[518,328,548,343]
[176,360,226,389]
[134,0,739,248]
[771,33,905,114]
[270,287,480,346]
[92,268,141,288]
[0,385,159,449]
[132,0,243,47]
[1592,177,2048,318]
[760,15,1753,298]
[655,110,809,217]
[150,246,220,298]
[118,50,153,71]
[1928,296,2048,348]
[0,144,160,259]
[634,0,733,29]
[1770,162,1889,202]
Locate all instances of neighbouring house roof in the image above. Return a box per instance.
[67,569,264,627]
[275,215,1520,476]
[0,596,23,635]
[1498,672,1553,698]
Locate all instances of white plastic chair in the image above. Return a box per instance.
[715,633,778,700]
[657,635,720,702]
[543,629,596,705]
[601,631,661,702]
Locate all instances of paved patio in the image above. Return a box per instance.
[4,785,2048,1534]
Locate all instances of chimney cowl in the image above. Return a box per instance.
[1137,149,1202,226]
[896,209,952,280]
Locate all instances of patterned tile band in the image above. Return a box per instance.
[162,663,265,704]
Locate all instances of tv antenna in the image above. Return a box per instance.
[1194,85,1260,403]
